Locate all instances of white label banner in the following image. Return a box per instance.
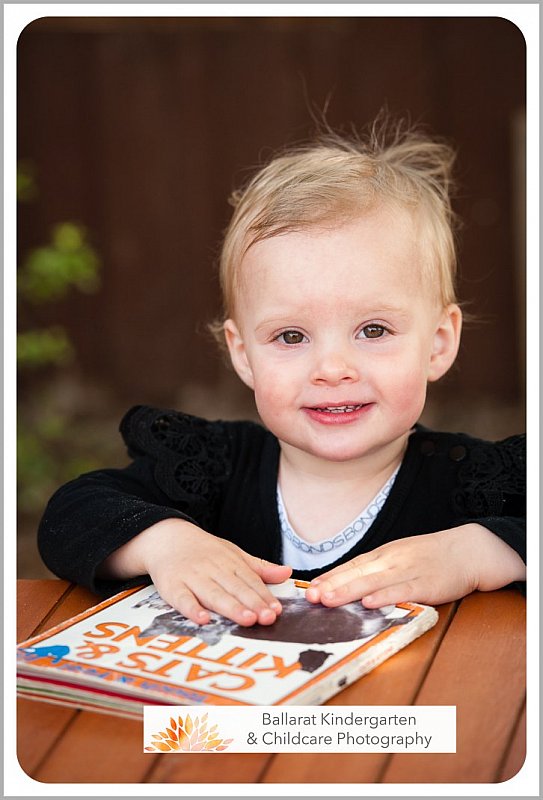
[143,705,456,753]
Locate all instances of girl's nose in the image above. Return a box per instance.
[310,349,359,386]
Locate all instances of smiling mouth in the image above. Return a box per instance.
[303,403,372,425]
[313,404,365,414]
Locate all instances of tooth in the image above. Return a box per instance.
[324,405,356,413]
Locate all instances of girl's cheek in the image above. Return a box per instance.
[255,387,288,412]
[385,371,428,408]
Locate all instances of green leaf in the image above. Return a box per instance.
[17,327,74,367]
[18,223,101,303]
[17,160,38,202]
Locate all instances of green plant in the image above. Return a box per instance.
[17,163,102,515]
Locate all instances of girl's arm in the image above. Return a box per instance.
[305,524,526,608]
[38,462,290,626]
[98,517,291,626]
[306,431,526,608]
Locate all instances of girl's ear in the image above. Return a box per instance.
[223,319,255,390]
[427,304,463,382]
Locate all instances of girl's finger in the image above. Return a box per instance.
[155,580,212,625]
[306,557,387,604]
[181,574,264,626]
[316,568,399,606]
[245,554,292,584]
[212,567,283,622]
[360,579,423,609]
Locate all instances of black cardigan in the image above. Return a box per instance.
[38,405,526,597]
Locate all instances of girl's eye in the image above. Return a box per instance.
[277,330,306,345]
[359,324,387,339]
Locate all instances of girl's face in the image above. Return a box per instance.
[225,207,461,473]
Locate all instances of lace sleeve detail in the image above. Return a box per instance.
[452,434,525,518]
[120,405,231,527]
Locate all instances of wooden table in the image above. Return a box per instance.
[17,579,526,785]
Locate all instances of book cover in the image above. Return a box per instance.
[17,579,438,718]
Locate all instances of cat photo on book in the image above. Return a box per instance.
[134,589,410,647]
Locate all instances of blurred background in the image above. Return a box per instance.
[17,16,526,578]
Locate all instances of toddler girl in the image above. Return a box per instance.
[38,119,526,627]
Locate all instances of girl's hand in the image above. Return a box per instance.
[99,519,292,626]
[305,524,526,609]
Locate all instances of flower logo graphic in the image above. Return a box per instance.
[145,712,234,752]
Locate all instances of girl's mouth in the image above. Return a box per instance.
[303,403,373,424]
[313,404,363,414]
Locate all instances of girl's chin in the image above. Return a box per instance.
[288,439,376,464]
[278,426,412,466]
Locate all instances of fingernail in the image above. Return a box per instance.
[270,601,282,612]
[323,591,335,600]
[311,578,321,585]
[242,609,255,620]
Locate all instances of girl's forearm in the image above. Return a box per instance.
[97,518,197,579]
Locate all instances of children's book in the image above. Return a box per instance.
[17,579,438,719]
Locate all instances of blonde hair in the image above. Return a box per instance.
[211,117,459,341]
